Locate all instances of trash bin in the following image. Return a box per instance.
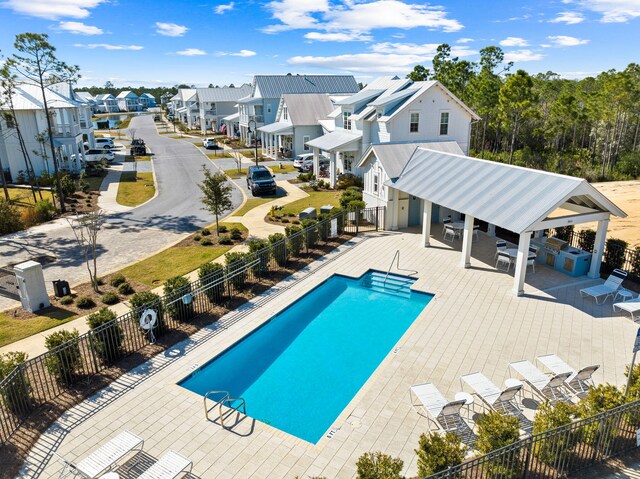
[53,280,70,298]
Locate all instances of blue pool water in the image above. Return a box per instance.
[178,270,432,443]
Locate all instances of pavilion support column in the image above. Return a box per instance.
[512,231,532,296]
[313,148,319,177]
[460,215,474,268]
[422,199,432,247]
[329,152,337,188]
[588,219,609,278]
[487,223,496,237]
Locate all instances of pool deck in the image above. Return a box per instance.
[22,229,638,479]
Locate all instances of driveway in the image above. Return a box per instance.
[0,115,243,310]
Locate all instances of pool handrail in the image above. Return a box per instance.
[383,250,418,287]
[204,390,247,428]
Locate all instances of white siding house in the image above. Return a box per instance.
[94,94,119,113]
[170,89,197,128]
[116,91,141,112]
[194,85,251,135]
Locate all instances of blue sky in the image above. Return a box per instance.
[0,0,639,88]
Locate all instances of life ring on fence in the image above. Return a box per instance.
[140,309,157,330]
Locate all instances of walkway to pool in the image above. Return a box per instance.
[22,229,638,479]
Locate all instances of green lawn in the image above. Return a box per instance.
[234,198,276,216]
[116,172,155,207]
[268,163,298,173]
[7,187,55,207]
[206,152,235,159]
[279,190,341,216]
[224,168,247,179]
[0,308,77,348]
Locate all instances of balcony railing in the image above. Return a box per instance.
[54,124,80,137]
[240,114,264,124]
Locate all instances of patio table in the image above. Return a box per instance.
[505,248,536,260]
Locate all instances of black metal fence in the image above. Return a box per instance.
[0,207,385,445]
[549,228,640,283]
[424,399,640,479]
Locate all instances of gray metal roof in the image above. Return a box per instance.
[281,94,334,126]
[358,141,463,178]
[95,94,115,101]
[334,89,384,106]
[368,87,420,107]
[222,112,239,121]
[116,91,138,99]
[253,75,358,98]
[306,130,362,152]
[388,149,626,233]
[75,91,95,102]
[140,93,155,99]
[4,84,81,110]
[195,85,251,103]
[258,121,294,135]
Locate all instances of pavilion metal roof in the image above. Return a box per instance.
[306,130,362,152]
[388,149,626,234]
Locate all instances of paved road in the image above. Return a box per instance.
[0,115,243,309]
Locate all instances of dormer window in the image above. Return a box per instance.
[343,111,352,130]
[440,111,449,135]
[283,105,288,120]
[410,112,419,133]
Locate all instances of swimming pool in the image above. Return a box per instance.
[179,270,432,443]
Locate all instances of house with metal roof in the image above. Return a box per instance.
[306,76,480,187]
[237,74,359,146]
[0,83,91,179]
[257,93,338,160]
[94,93,119,113]
[193,85,251,134]
[116,91,141,112]
[381,147,626,295]
[139,93,157,109]
[170,89,197,127]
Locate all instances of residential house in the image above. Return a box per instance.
[170,89,197,127]
[74,91,98,113]
[139,93,157,109]
[116,91,141,112]
[258,93,338,159]
[0,83,90,181]
[160,92,173,107]
[52,83,96,149]
[193,85,251,135]
[306,76,480,187]
[237,74,359,146]
[94,94,119,113]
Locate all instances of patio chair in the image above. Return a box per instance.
[443,225,457,242]
[472,224,480,241]
[53,430,144,479]
[441,217,452,235]
[495,240,507,259]
[579,269,628,304]
[138,451,192,479]
[613,298,640,321]
[509,360,572,403]
[496,251,512,272]
[410,382,466,432]
[461,372,522,416]
[527,246,538,274]
[536,354,599,397]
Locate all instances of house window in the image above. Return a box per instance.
[373,173,379,193]
[410,112,419,132]
[283,106,288,120]
[210,103,216,115]
[343,111,352,130]
[440,111,450,135]
[303,135,310,151]
[267,104,272,113]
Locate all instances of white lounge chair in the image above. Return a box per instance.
[580,269,628,304]
[496,251,512,271]
[443,225,457,242]
[410,382,466,432]
[54,430,144,479]
[613,298,640,321]
[495,240,507,259]
[461,372,522,416]
[509,360,572,403]
[441,217,452,235]
[536,354,599,397]
[138,451,192,479]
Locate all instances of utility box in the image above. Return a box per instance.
[14,260,50,313]
[299,207,317,220]
[320,205,334,215]
[53,280,70,298]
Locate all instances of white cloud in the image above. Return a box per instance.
[57,21,103,35]
[1,0,105,19]
[456,37,474,43]
[499,36,529,47]
[263,0,463,35]
[503,49,544,62]
[304,31,372,42]
[547,35,589,46]
[371,42,476,57]
[549,11,585,24]
[556,70,600,79]
[215,49,256,57]
[155,22,188,37]
[288,52,432,72]
[574,0,640,22]
[75,43,143,50]
[176,48,206,56]
[215,2,234,14]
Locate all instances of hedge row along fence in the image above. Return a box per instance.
[0,207,385,446]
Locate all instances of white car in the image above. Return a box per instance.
[203,138,218,149]
[293,153,314,170]
[95,138,114,149]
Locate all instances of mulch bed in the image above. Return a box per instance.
[0,237,351,478]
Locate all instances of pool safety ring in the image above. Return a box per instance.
[140,308,158,343]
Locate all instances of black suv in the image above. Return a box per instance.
[247,165,277,196]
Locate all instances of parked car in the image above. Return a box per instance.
[203,138,218,149]
[293,153,314,170]
[95,138,114,149]
[72,150,115,164]
[247,165,277,196]
[300,157,330,173]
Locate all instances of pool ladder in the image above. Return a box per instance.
[204,390,247,428]
[383,250,418,287]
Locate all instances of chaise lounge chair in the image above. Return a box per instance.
[138,451,193,479]
[536,354,599,398]
[580,269,628,304]
[460,372,522,416]
[410,382,466,432]
[54,430,144,479]
[509,360,572,403]
[613,298,640,321]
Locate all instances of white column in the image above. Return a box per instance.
[260,132,265,156]
[588,219,609,278]
[329,152,337,187]
[512,231,532,296]
[487,223,496,237]
[422,199,432,247]
[313,148,319,176]
[460,215,474,268]
[72,142,82,172]
[390,189,398,231]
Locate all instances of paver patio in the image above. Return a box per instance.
[21,229,638,479]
